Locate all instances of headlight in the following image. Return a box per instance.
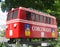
[14,24,17,27]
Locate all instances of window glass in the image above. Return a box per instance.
[44,16,47,23]
[40,16,43,22]
[12,10,18,19]
[26,11,31,20]
[7,13,12,20]
[48,17,51,24]
[7,14,11,20]
[36,14,40,22]
[51,18,54,24]
[31,13,35,21]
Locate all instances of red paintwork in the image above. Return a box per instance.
[6,7,58,39]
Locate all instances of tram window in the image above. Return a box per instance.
[7,13,12,20]
[12,10,18,19]
[44,16,47,23]
[31,13,35,21]
[26,11,31,20]
[51,18,54,24]
[36,14,40,22]
[48,17,51,24]
[40,16,43,22]
[51,18,53,24]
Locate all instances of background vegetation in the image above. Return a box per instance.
[0,0,60,47]
[1,0,60,26]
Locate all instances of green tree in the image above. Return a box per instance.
[1,0,55,11]
[1,0,60,26]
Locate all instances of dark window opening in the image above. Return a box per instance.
[12,10,18,19]
[26,11,31,20]
[44,16,47,23]
[48,17,51,24]
[51,18,54,24]
[40,16,43,22]
[7,14,11,20]
[36,14,40,22]
[7,13,12,20]
[7,10,18,20]
[31,13,35,21]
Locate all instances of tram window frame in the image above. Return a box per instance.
[44,16,47,23]
[51,18,53,24]
[26,11,31,20]
[53,19,56,24]
[48,17,51,24]
[31,13,36,21]
[7,13,12,21]
[36,14,40,22]
[12,10,18,19]
[40,15,43,23]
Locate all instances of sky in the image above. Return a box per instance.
[0,8,7,25]
[0,0,7,25]
[1,0,5,2]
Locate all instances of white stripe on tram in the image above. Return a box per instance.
[6,19,57,28]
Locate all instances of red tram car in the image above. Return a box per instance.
[6,7,58,44]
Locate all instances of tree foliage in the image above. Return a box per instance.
[1,0,60,26]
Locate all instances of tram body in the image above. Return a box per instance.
[6,7,58,39]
